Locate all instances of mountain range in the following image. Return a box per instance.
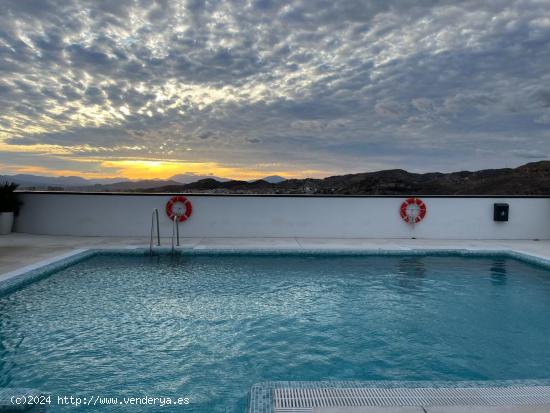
[2,162,550,194]
[0,173,286,190]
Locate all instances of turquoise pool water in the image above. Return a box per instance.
[1,253,550,412]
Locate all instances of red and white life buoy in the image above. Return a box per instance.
[400,197,427,224]
[166,196,193,222]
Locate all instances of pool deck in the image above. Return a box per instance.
[2,233,550,413]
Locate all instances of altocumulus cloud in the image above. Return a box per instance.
[0,0,550,178]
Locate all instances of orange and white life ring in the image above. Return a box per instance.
[400,197,427,224]
[166,196,193,222]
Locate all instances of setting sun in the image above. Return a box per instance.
[99,159,304,181]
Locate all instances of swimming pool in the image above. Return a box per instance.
[1,251,550,412]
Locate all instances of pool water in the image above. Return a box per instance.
[1,253,550,412]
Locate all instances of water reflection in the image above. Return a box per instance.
[490,259,507,286]
[396,257,426,291]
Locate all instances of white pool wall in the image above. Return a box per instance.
[13,193,550,240]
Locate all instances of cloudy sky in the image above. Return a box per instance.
[1,0,549,180]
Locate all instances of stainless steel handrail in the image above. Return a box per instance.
[149,208,160,256]
[171,215,180,254]
[176,217,180,246]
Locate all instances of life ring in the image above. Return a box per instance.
[400,197,427,224]
[166,196,193,222]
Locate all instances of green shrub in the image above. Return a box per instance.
[0,182,22,214]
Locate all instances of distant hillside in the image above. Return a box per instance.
[73,179,182,191]
[0,174,128,188]
[143,161,550,195]
[170,173,230,184]
[16,174,82,186]
[5,161,550,194]
[258,175,286,184]
[0,174,226,190]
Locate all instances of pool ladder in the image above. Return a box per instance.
[171,215,180,254]
[149,209,180,256]
[149,208,161,256]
